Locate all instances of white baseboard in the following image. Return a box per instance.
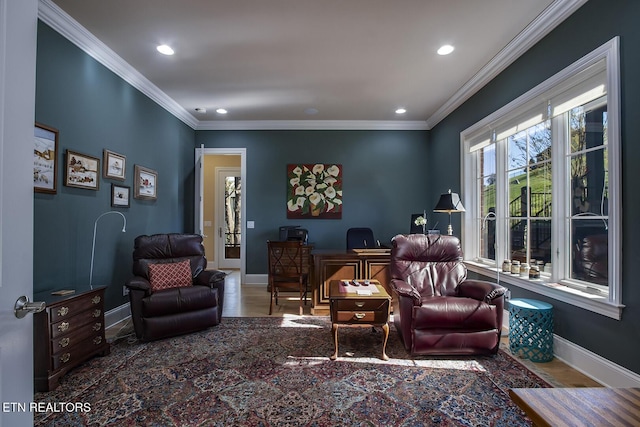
[105,303,131,329]
[553,335,640,387]
[503,307,640,387]
[245,273,267,285]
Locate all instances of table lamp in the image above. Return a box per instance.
[433,189,465,235]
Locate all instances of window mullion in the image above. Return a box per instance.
[462,142,478,260]
[551,114,568,281]
[495,138,507,265]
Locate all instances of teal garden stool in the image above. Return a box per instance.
[508,298,554,362]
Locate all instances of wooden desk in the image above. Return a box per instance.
[509,387,640,427]
[311,249,390,315]
[329,280,391,360]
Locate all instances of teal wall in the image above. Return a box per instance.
[34,22,195,311]
[33,21,431,310]
[196,130,430,274]
[429,0,640,374]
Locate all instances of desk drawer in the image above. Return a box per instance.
[335,299,388,311]
[336,311,375,322]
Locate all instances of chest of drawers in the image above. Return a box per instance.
[33,287,110,391]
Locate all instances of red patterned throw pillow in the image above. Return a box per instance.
[148,260,193,292]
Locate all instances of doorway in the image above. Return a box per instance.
[216,167,241,269]
[195,147,246,282]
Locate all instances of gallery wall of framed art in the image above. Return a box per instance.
[34,122,158,208]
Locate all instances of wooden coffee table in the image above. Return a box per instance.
[329,279,391,361]
[509,387,640,427]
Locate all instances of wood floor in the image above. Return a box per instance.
[110,270,601,388]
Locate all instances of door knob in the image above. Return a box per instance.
[14,296,45,319]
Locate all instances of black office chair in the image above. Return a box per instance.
[346,227,376,250]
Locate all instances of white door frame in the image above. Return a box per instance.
[195,147,247,283]
[216,167,242,270]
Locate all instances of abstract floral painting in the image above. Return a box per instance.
[287,164,342,219]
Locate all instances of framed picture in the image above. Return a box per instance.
[34,122,59,194]
[134,164,157,200]
[64,150,100,190]
[103,149,126,180]
[111,184,130,208]
[286,163,342,219]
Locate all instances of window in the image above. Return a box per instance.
[461,38,622,319]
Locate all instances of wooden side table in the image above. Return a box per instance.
[329,279,391,360]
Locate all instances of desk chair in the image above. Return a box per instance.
[346,227,376,250]
[267,240,310,315]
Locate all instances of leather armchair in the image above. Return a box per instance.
[125,233,225,342]
[390,234,506,356]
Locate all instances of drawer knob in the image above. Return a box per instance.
[93,336,102,345]
[355,302,365,308]
[92,322,102,331]
[91,296,101,305]
[57,306,69,317]
[92,309,101,318]
[354,313,366,319]
[59,337,70,348]
[60,353,70,363]
[58,322,69,332]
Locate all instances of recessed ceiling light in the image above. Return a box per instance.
[437,45,454,55]
[395,108,407,114]
[216,108,228,115]
[305,107,319,115]
[194,107,206,113]
[156,44,174,56]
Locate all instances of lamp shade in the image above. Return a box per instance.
[433,190,466,213]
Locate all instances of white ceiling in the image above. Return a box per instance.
[44,0,583,130]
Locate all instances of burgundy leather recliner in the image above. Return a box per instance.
[390,234,506,356]
[125,233,225,342]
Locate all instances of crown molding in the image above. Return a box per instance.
[425,0,589,129]
[38,0,198,129]
[196,120,429,131]
[38,0,585,132]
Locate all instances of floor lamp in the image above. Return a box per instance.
[90,211,127,290]
[433,189,465,235]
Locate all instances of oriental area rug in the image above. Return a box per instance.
[34,317,549,426]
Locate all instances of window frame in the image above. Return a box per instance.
[461,37,623,319]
